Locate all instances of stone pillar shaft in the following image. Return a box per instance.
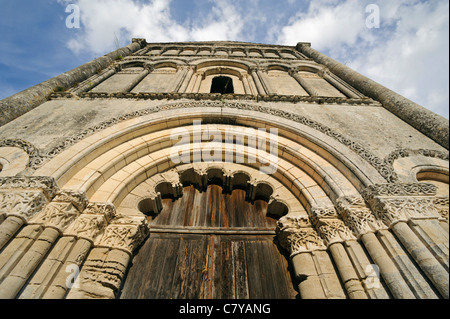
[0,216,24,251]
[122,69,151,93]
[360,232,415,299]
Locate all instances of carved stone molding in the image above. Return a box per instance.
[362,183,437,201]
[0,139,47,171]
[276,215,326,256]
[33,101,397,185]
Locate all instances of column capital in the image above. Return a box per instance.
[276,215,326,256]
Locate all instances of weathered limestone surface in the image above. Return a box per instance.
[0,40,447,300]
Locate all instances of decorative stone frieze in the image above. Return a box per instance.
[434,197,449,222]
[276,216,326,256]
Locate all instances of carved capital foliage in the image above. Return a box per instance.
[370,197,440,227]
[336,196,386,237]
[52,190,89,212]
[64,203,116,242]
[362,183,442,227]
[310,206,356,245]
[30,202,79,232]
[96,216,149,255]
[434,197,449,222]
[276,216,326,256]
[0,190,48,222]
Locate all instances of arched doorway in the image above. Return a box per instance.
[118,183,298,299]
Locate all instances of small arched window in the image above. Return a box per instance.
[210,76,234,94]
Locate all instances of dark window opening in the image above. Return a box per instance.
[210,76,234,94]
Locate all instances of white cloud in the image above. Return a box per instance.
[276,0,449,119]
[58,0,449,119]
[62,0,245,54]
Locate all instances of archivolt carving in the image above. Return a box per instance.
[30,101,395,184]
[0,139,47,170]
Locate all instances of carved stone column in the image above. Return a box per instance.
[249,67,266,95]
[0,177,58,251]
[66,215,148,299]
[72,68,116,95]
[289,68,318,97]
[310,207,367,299]
[363,183,449,299]
[20,202,116,299]
[276,215,346,299]
[121,65,153,93]
[178,66,195,93]
[336,196,416,299]
[320,70,360,98]
[0,190,87,299]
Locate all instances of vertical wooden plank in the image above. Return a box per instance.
[155,237,180,299]
[218,238,234,299]
[172,236,192,299]
[232,240,249,299]
[245,238,264,298]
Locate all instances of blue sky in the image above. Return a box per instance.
[0,0,448,119]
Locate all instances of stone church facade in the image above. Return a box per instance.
[0,39,448,299]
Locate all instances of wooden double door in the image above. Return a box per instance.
[119,185,297,299]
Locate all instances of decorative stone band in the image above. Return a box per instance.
[276,215,326,257]
[64,202,116,243]
[361,183,437,201]
[94,215,149,256]
[310,206,357,246]
[28,190,88,234]
[336,196,387,238]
